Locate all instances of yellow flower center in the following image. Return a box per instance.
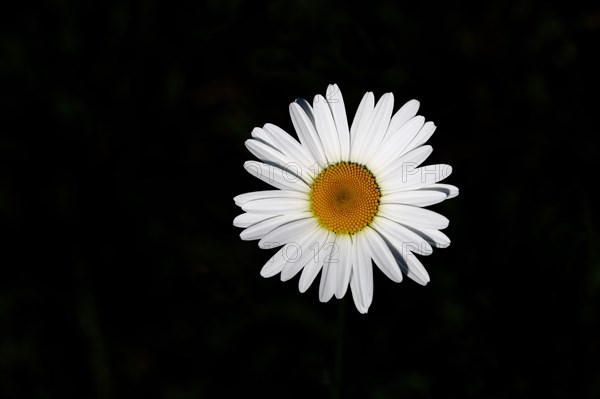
[310,162,381,235]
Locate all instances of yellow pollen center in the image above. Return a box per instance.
[310,162,381,234]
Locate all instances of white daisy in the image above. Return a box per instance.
[233,84,458,314]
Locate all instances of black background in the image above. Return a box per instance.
[2,1,599,398]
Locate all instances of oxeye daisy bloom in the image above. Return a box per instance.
[233,84,458,313]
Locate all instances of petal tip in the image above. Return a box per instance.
[259,268,273,278]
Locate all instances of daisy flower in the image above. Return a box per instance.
[233,84,458,313]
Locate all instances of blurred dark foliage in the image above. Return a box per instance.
[1,0,599,398]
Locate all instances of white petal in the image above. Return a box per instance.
[289,102,328,167]
[245,139,311,184]
[262,124,319,177]
[394,250,430,285]
[362,93,394,164]
[294,98,316,128]
[363,227,403,282]
[233,213,275,228]
[379,203,449,230]
[349,92,375,163]
[298,232,333,293]
[404,226,451,248]
[386,99,420,136]
[258,218,316,249]
[234,190,307,206]
[313,94,341,162]
[371,217,433,256]
[260,243,297,278]
[260,225,320,278]
[381,190,447,207]
[319,263,334,302]
[372,219,431,284]
[375,145,433,183]
[240,212,312,241]
[350,233,373,312]
[350,270,368,314]
[326,84,351,160]
[371,116,425,170]
[335,234,352,299]
[242,197,308,214]
[381,164,453,194]
[244,161,310,192]
[280,227,325,282]
[251,127,274,146]
[421,183,459,199]
[404,121,437,154]
[395,144,434,166]
[318,236,341,302]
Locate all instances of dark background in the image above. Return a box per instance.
[2,0,599,398]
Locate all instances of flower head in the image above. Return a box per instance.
[233,84,458,313]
